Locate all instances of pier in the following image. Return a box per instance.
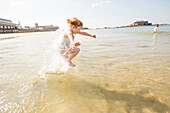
[0,18,59,34]
[0,18,18,33]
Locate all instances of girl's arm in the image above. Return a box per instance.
[77,31,96,38]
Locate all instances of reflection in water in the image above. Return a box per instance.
[152,33,159,49]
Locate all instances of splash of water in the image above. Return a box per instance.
[38,31,70,77]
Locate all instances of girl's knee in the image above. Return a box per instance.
[76,48,80,52]
[70,47,80,54]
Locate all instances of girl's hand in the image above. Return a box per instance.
[92,35,96,38]
[74,41,81,46]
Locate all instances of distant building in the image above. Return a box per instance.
[0,18,12,23]
[81,27,89,30]
[104,27,111,29]
[35,23,59,31]
[24,26,30,29]
[0,18,18,29]
[134,21,152,26]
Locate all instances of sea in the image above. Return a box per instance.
[0,25,170,113]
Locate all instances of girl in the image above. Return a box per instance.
[59,17,96,67]
[153,24,159,33]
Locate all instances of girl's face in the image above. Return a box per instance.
[72,26,81,34]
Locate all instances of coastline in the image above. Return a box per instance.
[95,24,169,30]
[1,24,169,34]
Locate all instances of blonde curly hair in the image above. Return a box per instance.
[67,17,83,28]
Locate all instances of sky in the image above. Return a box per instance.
[0,0,170,28]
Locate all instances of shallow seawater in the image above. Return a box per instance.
[0,25,170,113]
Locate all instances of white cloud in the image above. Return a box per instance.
[9,0,24,7]
[91,0,110,8]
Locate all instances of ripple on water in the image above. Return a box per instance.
[0,29,170,112]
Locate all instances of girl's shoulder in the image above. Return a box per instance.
[62,28,73,38]
[64,28,72,34]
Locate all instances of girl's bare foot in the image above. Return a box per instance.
[69,62,76,67]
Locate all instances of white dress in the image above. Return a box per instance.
[59,37,70,51]
[153,27,159,32]
[59,30,72,51]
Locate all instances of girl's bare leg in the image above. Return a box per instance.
[60,49,69,59]
[67,47,80,67]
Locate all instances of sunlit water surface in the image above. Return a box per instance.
[0,25,170,113]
